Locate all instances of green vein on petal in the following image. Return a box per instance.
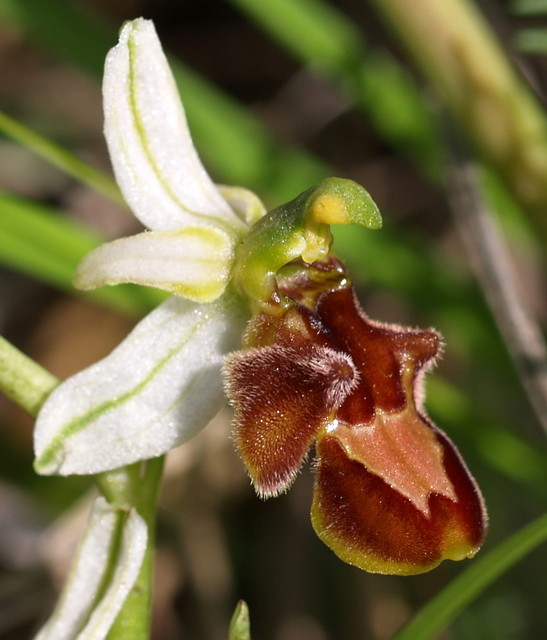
[34,334,194,474]
[34,291,248,476]
[126,31,190,217]
[101,19,246,234]
[73,226,234,302]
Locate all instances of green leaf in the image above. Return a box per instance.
[391,513,547,640]
[226,0,441,177]
[511,0,547,15]
[228,0,363,69]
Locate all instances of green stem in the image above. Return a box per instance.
[102,456,165,640]
[0,333,165,639]
[0,334,59,417]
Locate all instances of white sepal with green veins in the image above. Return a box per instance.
[34,18,258,476]
[75,18,250,304]
[35,292,247,475]
[34,497,147,640]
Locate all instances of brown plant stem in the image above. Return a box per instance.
[446,153,547,435]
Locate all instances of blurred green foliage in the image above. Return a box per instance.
[1,0,547,639]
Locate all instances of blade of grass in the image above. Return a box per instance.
[391,512,547,640]
[0,189,105,265]
[511,0,547,15]
[447,148,547,437]
[514,28,547,54]
[0,0,114,74]
[0,110,125,207]
[227,0,363,70]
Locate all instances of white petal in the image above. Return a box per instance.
[76,507,147,640]
[34,291,248,475]
[33,498,146,640]
[103,18,245,234]
[218,185,266,227]
[74,227,233,302]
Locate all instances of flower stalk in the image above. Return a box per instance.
[0,333,163,640]
[0,334,59,417]
[100,458,165,640]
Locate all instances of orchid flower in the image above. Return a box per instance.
[33,19,262,639]
[224,182,486,575]
[34,19,263,477]
[33,23,487,634]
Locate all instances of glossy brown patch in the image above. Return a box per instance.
[227,255,486,574]
[316,288,440,425]
[432,427,487,552]
[277,256,349,308]
[311,434,486,575]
